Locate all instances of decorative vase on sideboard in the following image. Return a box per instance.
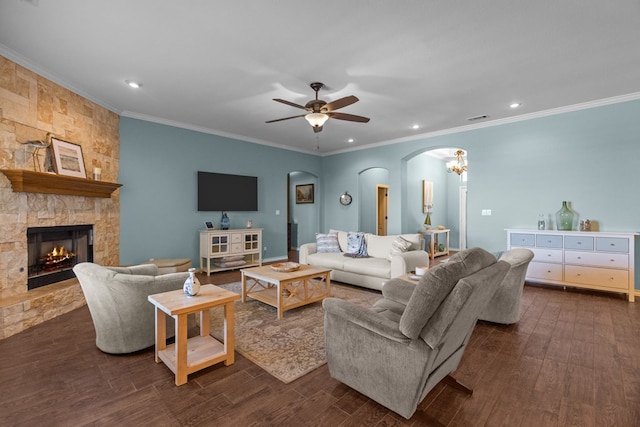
[555,201,576,231]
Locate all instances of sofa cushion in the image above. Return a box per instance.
[316,232,340,253]
[343,257,390,279]
[388,236,413,260]
[305,252,346,270]
[399,247,497,339]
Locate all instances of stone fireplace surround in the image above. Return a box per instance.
[0,55,121,339]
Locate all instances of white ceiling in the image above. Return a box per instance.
[1,0,639,155]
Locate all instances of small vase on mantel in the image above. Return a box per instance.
[183,268,201,297]
[555,201,576,231]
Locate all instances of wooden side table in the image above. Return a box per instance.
[148,284,240,386]
[422,229,450,259]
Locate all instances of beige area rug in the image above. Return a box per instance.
[209,281,381,383]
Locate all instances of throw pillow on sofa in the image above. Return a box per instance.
[345,231,369,258]
[388,236,413,260]
[316,232,341,253]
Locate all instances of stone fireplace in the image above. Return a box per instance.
[27,225,94,290]
[0,55,121,339]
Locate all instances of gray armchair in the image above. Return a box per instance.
[323,248,509,419]
[73,262,191,354]
[479,248,534,324]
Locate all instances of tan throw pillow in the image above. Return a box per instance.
[388,236,413,260]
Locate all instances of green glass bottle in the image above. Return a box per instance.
[555,201,576,231]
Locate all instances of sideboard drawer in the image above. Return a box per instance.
[596,237,629,253]
[564,236,594,251]
[510,233,535,247]
[531,248,563,263]
[231,233,243,244]
[528,262,563,281]
[564,265,628,290]
[564,251,628,269]
[536,234,563,249]
[230,243,243,253]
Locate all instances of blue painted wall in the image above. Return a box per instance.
[321,99,640,254]
[119,99,640,291]
[119,118,321,265]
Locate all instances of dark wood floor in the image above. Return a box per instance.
[2,254,640,426]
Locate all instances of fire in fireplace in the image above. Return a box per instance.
[27,225,94,290]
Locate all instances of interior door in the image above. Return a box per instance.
[376,185,388,235]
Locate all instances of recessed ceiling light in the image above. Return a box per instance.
[125,80,142,89]
[347,138,354,143]
[509,102,521,109]
[412,124,419,130]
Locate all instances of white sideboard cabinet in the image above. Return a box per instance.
[200,228,262,275]
[506,229,637,302]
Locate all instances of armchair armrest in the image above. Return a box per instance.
[382,278,416,306]
[323,298,410,343]
[390,250,430,278]
[298,242,317,264]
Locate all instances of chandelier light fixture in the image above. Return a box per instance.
[447,149,468,175]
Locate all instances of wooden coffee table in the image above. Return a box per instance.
[148,284,239,386]
[241,264,331,319]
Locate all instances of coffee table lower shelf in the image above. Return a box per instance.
[247,286,328,312]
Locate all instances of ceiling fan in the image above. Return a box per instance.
[266,82,370,133]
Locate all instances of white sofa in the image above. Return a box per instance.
[299,230,430,291]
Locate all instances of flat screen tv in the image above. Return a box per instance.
[197,171,258,211]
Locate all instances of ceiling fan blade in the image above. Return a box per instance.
[327,112,370,123]
[313,125,323,133]
[265,114,306,123]
[273,98,308,110]
[323,95,359,112]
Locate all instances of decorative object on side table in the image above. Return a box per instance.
[220,211,230,229]
[246,219,253,228]
[423,212,432,229]
[555,201,577,230]
[183,268,201,296]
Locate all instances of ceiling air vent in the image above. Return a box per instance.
[467,114,489,122]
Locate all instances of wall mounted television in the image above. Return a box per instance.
[197,171,258,211]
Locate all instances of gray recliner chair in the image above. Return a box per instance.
[323,247,510,419]
[479,248,534,324]
[73,262,191,354]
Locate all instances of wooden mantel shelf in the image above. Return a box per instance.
[1,169,122,198]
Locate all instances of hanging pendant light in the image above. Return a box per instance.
[446,150,467,175]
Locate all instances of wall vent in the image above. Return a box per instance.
[467,114,489,121]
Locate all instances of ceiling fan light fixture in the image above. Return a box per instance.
[305,112,329,128]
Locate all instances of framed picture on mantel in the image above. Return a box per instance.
[50,137,87,178]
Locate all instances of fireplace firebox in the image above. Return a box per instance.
[27,225,94,290]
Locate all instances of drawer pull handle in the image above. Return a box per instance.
[577,256,582,259]
[576,274,581,277]
[610,243,615,247]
